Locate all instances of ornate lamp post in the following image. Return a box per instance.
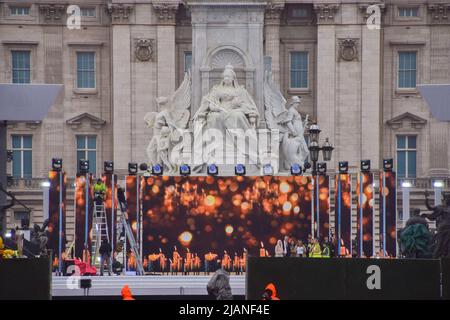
[307,124,334,175]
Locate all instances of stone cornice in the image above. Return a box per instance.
[66,112,106,130]
[152,2,179,25]
[106,3,133,24]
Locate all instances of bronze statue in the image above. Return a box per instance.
[422,190,450,258]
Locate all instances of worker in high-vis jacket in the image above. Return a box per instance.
[93,178,106,206]
[309,238,322,258]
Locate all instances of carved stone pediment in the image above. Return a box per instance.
[386,112,427,129]
[66,113,106,130]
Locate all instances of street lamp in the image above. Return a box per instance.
[307,124,334,176]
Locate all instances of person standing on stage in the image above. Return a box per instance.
[275,240,284,257]
[99,239,112,276]
[282,235,290,257]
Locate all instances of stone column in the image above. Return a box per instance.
[361,16,381,170]
[428,25,450,177]
[108,4,133,172]
[264,2,284,88]
[315,4,338,167]
[153,2,178,98]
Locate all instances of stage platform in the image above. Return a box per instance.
[52,275,245,297]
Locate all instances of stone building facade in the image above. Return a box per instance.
[1,0,450,232]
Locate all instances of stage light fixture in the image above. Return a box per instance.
[104,161,114,174]
[303,162,312,170]
[207,164,218,176]
[339,161,349,174]
[290,163,302,176]
[317,162,327,175]
[41,181,50,188]
[152,164,163,176]
[139,163,148,171]
[235,164,246,176]
[180,164,191,176]
[360,159,371,172]
[433,180,444,188]
[79,159,89,174]
[52,158,63,171]
[128,162,138,175]
[383,158,393,172]
[263,164,274,176]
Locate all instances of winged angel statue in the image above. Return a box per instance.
[264,72,309,170]
[144,71,191,173]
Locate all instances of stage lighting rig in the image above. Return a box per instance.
[152,164,163,176]
[383,159,393,172]
[262,164,274,176]
[235,164,246,176]
[290,163,302,176]
[79,159,89,174]
[104,161,114,174]
[317,162,327,175]
[338,161,348,174]
[128,162,138,175]
[52,158,62,171]
[207,164,218,176]
[360,160,371,172]
[180,164,191,176]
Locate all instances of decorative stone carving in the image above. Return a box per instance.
[313,4,339,23]
[106,3,133,23]
[265,3,284,25]
[145,72,192,173]
[264,72,309,170]
[428,4,450,22]
[135,39,155,62]
[211,49,245,69]
[338,39,359,62]
[152,3,179,25]
[39,4,66,20]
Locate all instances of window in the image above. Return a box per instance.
[14,211,30,222]
[398,51,417,88]
[81,8,96,17]
[290,52,308,89]
[291,8,309,18]
[12,135,32,178]
[397,135,417,178]
[399,7,419,17]
[11,51,31,84]
[184,51,192,73]
[10,6,30,15]
[76,52,95,88]
[76,135,97,175]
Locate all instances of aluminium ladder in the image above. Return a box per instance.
[91,203,110,267]
[119,209,145,275]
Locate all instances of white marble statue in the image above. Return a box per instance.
[192,64,260,168]
[144,71,191,173]
[264,72,309,170]
[193,64,259,130]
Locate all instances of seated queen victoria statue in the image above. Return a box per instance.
[193,64,259,132]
